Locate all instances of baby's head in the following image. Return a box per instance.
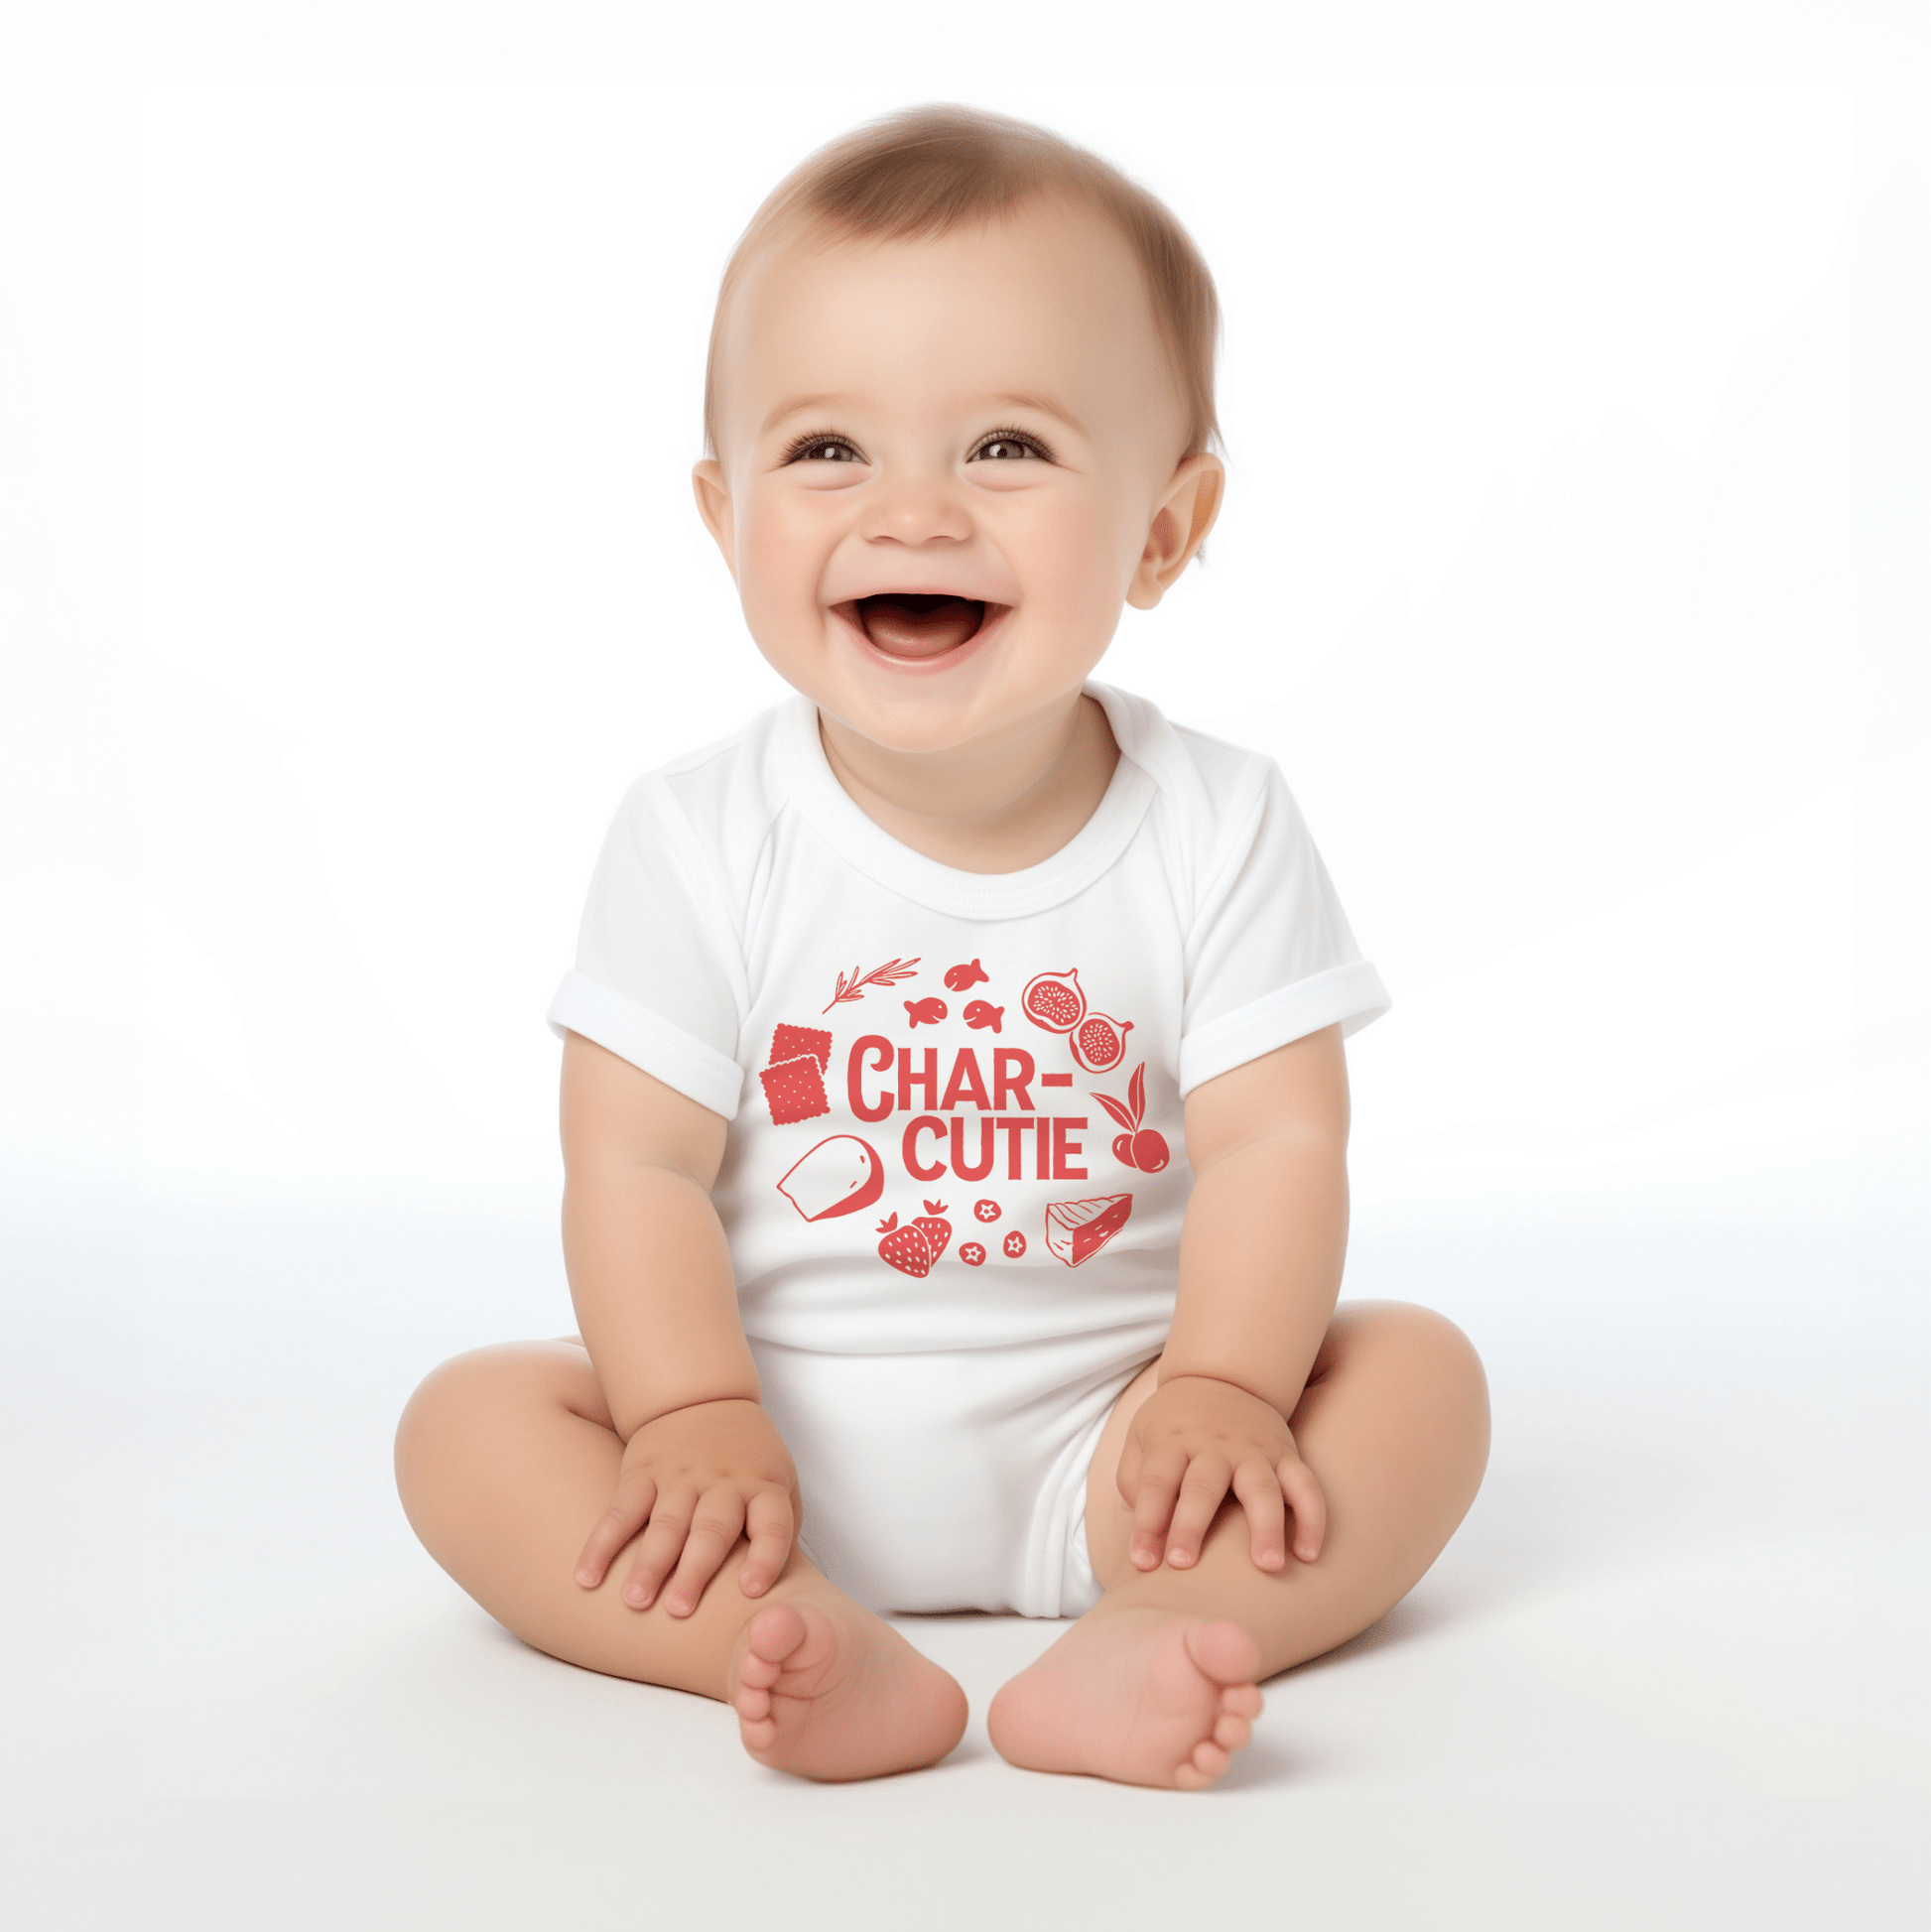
[693,106,1224,757]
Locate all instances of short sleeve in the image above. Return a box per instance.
[1177,761,1389,1097]
[546,776,748,1119]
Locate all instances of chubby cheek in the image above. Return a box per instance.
[1004,492,1134,654]
[732,488,838,663]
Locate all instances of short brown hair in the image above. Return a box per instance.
[703,104,1221,462]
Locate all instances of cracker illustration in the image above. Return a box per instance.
[759,1053,830,1126]
[769,1023,833,1073]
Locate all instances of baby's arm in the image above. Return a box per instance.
[1118,1023,1350,1573]
[562,1032,801,1615]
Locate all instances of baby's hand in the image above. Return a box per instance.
[1117,1374,1327,1575]
[573,1397,801,1616]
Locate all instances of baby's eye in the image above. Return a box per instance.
[785,435,864,464]
[968,431,1052,463]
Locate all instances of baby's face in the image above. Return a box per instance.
[696,198,1219,756]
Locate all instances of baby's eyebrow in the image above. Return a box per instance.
[759,394,857,439]
[983,391,1087,438]
[756,390,1088,441]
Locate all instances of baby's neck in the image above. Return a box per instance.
[817,694,1120,876]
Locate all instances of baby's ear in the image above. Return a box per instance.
[1127,452,1224,610]
[692,460,737,580]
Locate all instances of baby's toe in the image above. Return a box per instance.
[1185,1617,1260,1685]
[1213,1711,1250,1752]
[1222,1682,1263,1721]
[743,1603,810,1669]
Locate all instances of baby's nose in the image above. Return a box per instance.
[861,475,972,546]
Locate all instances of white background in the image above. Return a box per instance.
[4,6,1928,1929]
[121,80,1925,1224]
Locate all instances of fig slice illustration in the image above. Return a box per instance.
[1070,1010,1134,1074]
[1020,967,1086,1034]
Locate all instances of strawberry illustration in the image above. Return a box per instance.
[912,1200,952,1262]
[875,1213,932,1278]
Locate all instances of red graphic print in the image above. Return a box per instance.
[972,1199,1001,1223]
[1091,1064,1168,1173]
[904,997,948,1027]
[1021,967,1086,1034]
[911,1200,953,1262]
[1044,1193,1133,1267]
[1070,1011,1134,1075]
[876,1212,934,1278]
[776,1135,884,1221]
[959,1241,986,1267]
[944,959,990,992]
[963,1000,1003,1032]
[823,958,920,1015]
[760,1055,830,1126]
[1002,1229,1027,1259]
[769,1022,832,1072]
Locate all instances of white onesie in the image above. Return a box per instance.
[548,683,1388,1617]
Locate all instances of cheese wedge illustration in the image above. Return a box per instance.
[777,1135,884,1223]
[1044,1192,1132,1266]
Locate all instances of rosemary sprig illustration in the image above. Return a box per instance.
[822,958,921,1013]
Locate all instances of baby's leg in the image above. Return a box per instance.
[987,1302,1488,1788]
[394,1340,966,1780]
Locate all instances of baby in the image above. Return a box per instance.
[395,105,1489,1789]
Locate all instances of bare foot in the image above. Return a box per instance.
[986,1607,1264,1789]
[727,1597,967,1781]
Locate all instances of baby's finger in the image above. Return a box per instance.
[738,1487,795,1598]
[1231,1458,1288,1571]
[575,1474,658,1589]
[661,1488,748,1617]
[1128,1449,1188,1570]
[622,1485,696,1609]
[1278,1454,1329,1562]
[1162,1457,1232,1568]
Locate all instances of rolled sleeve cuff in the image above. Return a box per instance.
[547,969,745,1120]
[1177,960,1391,1098]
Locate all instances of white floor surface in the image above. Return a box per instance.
[4,1196,1927,1930]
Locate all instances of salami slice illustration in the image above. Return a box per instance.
[776,1135,884,1222]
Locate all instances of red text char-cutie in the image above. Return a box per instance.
[844,1036,1092,1183]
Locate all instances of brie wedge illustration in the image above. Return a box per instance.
[1044,1192,1132,1266]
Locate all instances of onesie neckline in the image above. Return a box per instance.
[774,684,1160,921]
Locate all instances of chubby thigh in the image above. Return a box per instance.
[748,1335,1151,1617]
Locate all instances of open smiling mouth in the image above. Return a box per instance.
[842,593,1001,662]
